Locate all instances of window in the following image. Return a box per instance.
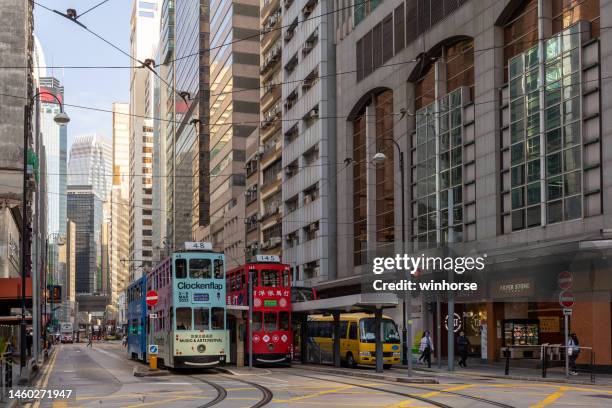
[194,308,209,330]
[348,322,357,340]
[176,307,191,330]
[279,312,290,331]
[190,259,211,279]
[214,259,224,279]
[261,270,279,287]
[264,312,277,332]
[212,307,224,330]
[340,321,348,339]
[175,259,187,278]
[252,312,262,331]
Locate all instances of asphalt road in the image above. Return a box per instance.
[16,341,612,407]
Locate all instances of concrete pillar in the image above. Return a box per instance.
[333,311,341,367]
[375,308,383,373]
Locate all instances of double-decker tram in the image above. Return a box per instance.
[126,276,147,361]
[227,255,292,365]
[148,242,229,368]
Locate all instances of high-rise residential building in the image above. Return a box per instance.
[67,187,103,295]
[244,0,283,260]
[194,0,260,269]
[281,0,337,285]
[110,103,130,310]
[172,0,210,250]
[58,220,76,325]
[129,0,160,280]
[67,134,113,202]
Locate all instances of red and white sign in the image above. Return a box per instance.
[146,290,159,306]
[558,271,573,290]
[559,290,575,308]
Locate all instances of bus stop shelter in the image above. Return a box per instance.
[292,292,398,373]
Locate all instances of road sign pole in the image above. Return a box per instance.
[565,313,569,378]
[249,270,253,370]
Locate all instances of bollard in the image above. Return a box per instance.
[541,346,548,378]
[504,347,510,376]
[149,356,157,370]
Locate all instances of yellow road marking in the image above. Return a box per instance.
[32,345,61,408]
[51,401,68,407]
[273,385,356,403]
[77,390,203,401]
[529,386,568,408]
[420,383,474,398]
[122,395,209,408]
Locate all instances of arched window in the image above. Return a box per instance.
[351,89,395,266]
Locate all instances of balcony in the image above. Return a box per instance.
[260,43,282,76]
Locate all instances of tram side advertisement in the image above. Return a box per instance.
[173,277,228,363]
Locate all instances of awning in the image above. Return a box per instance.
[292,292,398,313]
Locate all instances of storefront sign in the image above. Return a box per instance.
[490,277,535,298]
[444,313,462,332]
[539,316,560,333]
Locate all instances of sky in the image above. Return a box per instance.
[34,0,133,148]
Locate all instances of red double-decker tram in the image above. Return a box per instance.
[227,255,292,365]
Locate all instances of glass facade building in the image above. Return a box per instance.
[67,134,113,202]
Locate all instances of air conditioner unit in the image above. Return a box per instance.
[302,44,313,55]
[304,195,312,204]
[305,107,319,120]
[303,4,314,16]
[271,237,282,246]
[284,167,293,176]
[284,31,294,41]
[268,15,277,27]
[302,78,314,89]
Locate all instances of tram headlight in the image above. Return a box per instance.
[197,344,206,353]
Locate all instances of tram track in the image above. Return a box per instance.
[189,373,273,407]
[288,371,516,408]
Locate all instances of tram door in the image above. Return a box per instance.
[228,314,237,365]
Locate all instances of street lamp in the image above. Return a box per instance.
[372,139,410,375]
[21,92,69,370]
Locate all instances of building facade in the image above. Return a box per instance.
[194,0,260,269]
[67,134,113,202]
[129,0,161,280]
[110,103,130,309]
[281,0,337,285]
[331,0,612,367]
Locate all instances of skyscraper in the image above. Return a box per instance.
[129,0,160,280]
[193,0,260,269]
[39,77,68,237]
[67,134,113,202]
[110,103,130,312]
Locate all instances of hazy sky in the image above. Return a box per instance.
[34,0,133,148]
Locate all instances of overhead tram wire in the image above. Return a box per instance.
[77,0,114,19]
[33,1,191,105]
[8,18,607,70]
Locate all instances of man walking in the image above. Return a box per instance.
[419,330,434,368]
[567,332,580,375]
[87,335,93,348]
[457,331,471,367]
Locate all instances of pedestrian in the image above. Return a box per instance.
[457,331,471,368]
[26,331,32,357]
[419,330,433,368]
[567,332,580,375]
[87,335,93,348]
[122,334,127,347]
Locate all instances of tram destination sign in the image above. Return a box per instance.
[184,241,212,251]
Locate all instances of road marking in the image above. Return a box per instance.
[529,386,568,408]
[122,395,210,408]
[273,385,356,403]
[32,345,61,408]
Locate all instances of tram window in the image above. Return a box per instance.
[249,270,258,287]
[279,312,290,331]
[264,312,277,332]
[176,307,192,330]
[282,271,290,286]
[348,322,357,340]
[175,259,187,279]
[190,259,211,279]
[214,259,224,279]
[194,308,210,330]
[212,307,224,330]
[252,312,262,331]
[261,270,279,287]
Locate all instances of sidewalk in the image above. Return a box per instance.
[400,359,612,386]
[0,347,55,407]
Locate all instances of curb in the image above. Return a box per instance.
[132,366,170,377]
[299,365,439,384]
[412,367,599,385]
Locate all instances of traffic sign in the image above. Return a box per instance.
[558,271,573,290]
[563,308,573,316]
[146,290,159,306]
[148,344,158,355]
[559,291,575,308]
